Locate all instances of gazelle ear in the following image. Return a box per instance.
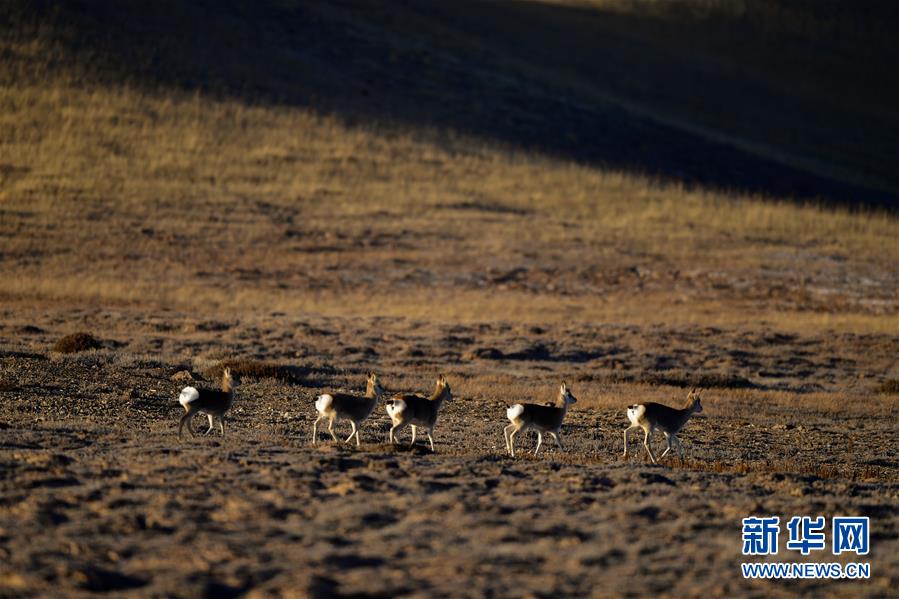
[560,381,568,393]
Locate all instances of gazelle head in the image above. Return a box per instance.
[222,367,234,388]
[687,387,703,412]
[435,374,452,401]
[559,382,577,405]
[366,372,384,397]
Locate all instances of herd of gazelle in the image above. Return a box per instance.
[177,370,704,462]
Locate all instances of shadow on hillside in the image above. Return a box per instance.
[6,0,897,207]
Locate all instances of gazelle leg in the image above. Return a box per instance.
[674,435,683,458]
[660,432,672,458]
[312,415,322,444]
[409,425,417,447]
[178,411,193,438]
[327,418,338,442]
[623,425,639,457]
[552,431,564,450]
[642,427,657,464]
[427,429,435,452]
[344,421,357,444]
[534,431,543,456]
[508,427,520,457]
[219,416,225,437]
[204,414,215,435]
[354,429,361,447]
[503,424,516,453]
[389,424,397,444]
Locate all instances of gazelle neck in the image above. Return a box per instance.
[430,385,448,404]
[365,384,382,401]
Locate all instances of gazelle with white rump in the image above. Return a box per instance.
[178,367,236,438]
[385,374,452,452]
[312,372,385,446]
[623,388,703,464]
[504,382,577,457]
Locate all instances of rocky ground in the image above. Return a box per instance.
[0,308,896,598]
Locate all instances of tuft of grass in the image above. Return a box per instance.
[52,332,102,354]
[202,359,335,384]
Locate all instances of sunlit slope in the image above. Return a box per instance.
[1,0,896,332]
[2,0,897,204]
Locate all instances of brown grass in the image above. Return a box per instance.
[0,2,896,336]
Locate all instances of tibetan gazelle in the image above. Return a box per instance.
[504,382,577,457]
[312,372,385,446]
[623,388,703,464]
[178,367,236,437]
[384,374,452,452]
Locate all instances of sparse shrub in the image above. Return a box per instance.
[877,379,899,394]
[52,332,102,353]
[202,359,325,383]
[643,372,754,390]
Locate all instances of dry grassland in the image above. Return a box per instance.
[2,82,896,330]
[1,1,898,597]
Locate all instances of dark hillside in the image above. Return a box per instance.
[2,0,898,205]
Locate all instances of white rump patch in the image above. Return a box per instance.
[385,398,406,419]
[315,394,333,414]
[507,403,524,422]
[627,404,646,425]
[178,387,199,407]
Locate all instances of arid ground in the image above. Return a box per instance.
[0,307,897,598]
[1,1,898,597]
